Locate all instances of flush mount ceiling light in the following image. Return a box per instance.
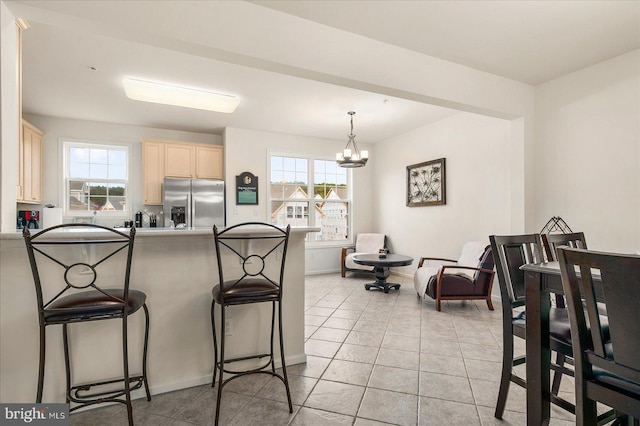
[122,78,239,113]
[336,111,368,168]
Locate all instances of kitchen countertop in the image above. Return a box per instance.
[0,226,319,240]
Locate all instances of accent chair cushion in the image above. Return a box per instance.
[355,233,385,254]
[345,233,386,271]
[413,241,488,296]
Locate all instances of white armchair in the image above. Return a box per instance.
[341,233,386,277]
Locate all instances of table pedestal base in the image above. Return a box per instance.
[364,266,401,293]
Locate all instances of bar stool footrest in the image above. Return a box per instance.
[68,375,145,406]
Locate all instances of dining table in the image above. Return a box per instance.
[521,261,603,425]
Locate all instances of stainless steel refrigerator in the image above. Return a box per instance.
[163,177,225,228]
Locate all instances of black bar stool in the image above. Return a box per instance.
[23,224,151,425]
[210,222,292,425]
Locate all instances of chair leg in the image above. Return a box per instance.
[37,324,46,403]
[495,331,514,418]
[62,324,71,404]
[142,304,151,401]
[211,301,218,387]
[122,316,134,426]
[486,297,494,311]
[436,298,441,311]
[214,305,225,426]
[277,301,293,412]
[551,353,565,395]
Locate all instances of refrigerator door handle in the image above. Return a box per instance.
[190,192,195,228]
[187,192,192,228]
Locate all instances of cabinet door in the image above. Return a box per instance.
[20,120,43,204]
[195,145,223,179]
[142,141,165,205]
[165,144,193,178]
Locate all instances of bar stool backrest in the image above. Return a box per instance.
[213,222,290,305]
[23,223,136,323]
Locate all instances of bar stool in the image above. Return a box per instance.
[210,222,292,425]
[23,224,151,425]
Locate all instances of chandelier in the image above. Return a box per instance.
[336,111,368,168]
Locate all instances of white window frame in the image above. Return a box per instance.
[61,139,132,219]
[268,151,353,247]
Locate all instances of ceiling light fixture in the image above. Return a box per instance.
[336,111,368,168]
[122,78,239,113]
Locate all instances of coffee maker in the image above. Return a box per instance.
[18,210,40,229]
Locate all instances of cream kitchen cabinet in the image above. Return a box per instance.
[18,119,43,204]
[141,139,223,205]
[194,145,223,179]
[142,140,165,205]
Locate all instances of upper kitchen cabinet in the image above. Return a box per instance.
[165,143,193,178]
[18,119,43,204]
[194,145,223,179]
[142,140,165,205]
[141,139,224,205]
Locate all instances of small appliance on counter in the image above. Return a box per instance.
[42,207,63,229]
[18,210,40,229]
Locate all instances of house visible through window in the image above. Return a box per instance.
[270,154,350,243]
[63,140,130,216]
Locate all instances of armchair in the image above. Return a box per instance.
[413,241,495,311]
[341,233,386,277]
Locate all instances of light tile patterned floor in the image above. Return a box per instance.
[70,273,580,425]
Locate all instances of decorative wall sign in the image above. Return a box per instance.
[407,158,446,206]
[236,172,258,205]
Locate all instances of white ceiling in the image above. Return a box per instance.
[8,0,640,142]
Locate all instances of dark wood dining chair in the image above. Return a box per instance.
[490,234,575,418]
[542,231,587,261]
[557,247,640,425]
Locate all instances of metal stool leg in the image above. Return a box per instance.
[62,324,71,404]
[277,301,293,412]
[142,304,151,401]
[122,317,134,426]
[214,305,225,426]
[211,301,218,387]
[37,325,46,403]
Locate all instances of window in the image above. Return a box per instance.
[270,154,351,244]
[63,140,130,216]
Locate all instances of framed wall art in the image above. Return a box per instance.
[407,158,446,207]
[236,171,259,205]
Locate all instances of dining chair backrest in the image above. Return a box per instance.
[490,234,544,307]
[557,247,640,422]
[542,232,587,262]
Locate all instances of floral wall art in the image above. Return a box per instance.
[406,158,446,206]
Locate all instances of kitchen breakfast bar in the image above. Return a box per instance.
[0,226,317,404]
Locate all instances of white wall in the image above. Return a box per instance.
[372,112,513,276]
[534,50,640,253]
[23,114,221,227]
[3,0,536,233]
[0,2,19,232]
[223,127,375,274]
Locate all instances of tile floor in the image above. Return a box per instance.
[70,273,582,425]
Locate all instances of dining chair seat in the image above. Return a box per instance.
[512,307,610,346]
[44,289,147,323]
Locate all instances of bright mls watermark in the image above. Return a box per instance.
[0,404,68,425]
